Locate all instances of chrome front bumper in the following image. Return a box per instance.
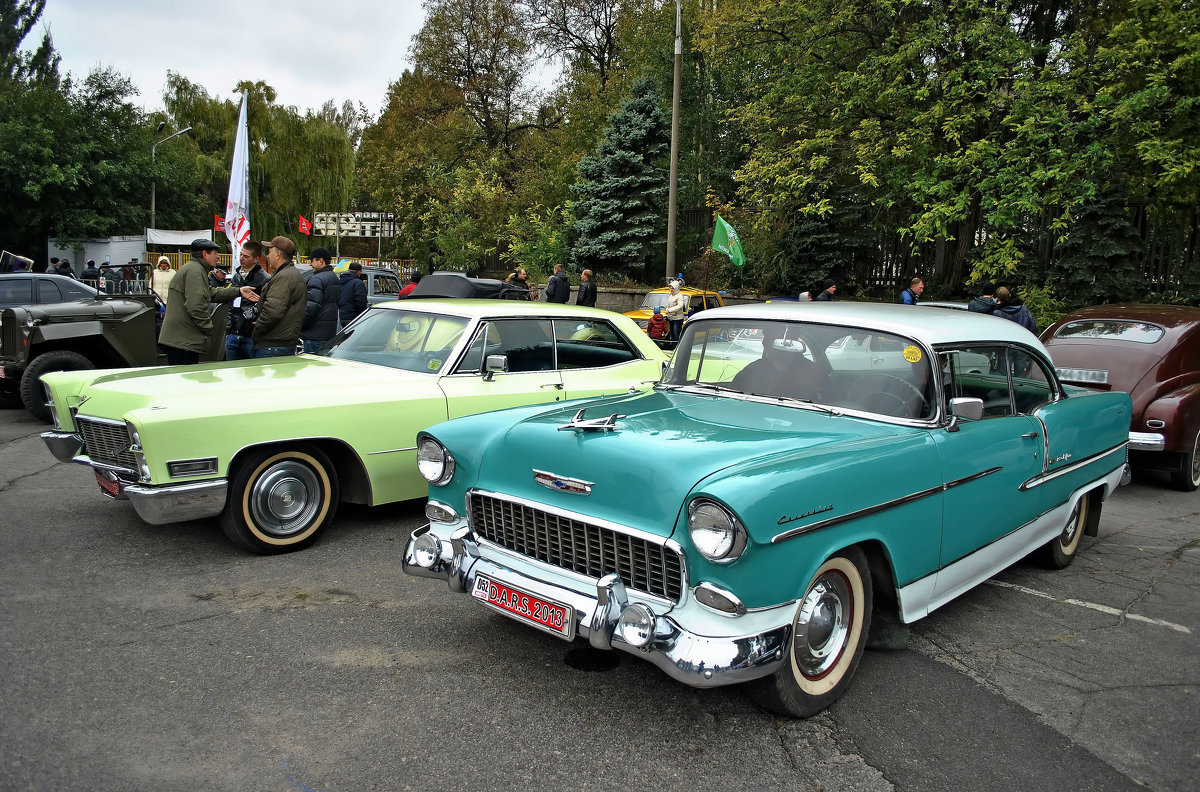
[41,430,83,463]
[1129,431,1166,452]
[403,524,793,689]
[124,480,228,525]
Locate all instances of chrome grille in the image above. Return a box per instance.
[77,417,136,470]
[468,492,684,602]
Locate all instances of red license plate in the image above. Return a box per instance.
[471,575,574,640]
[95,470,123,497]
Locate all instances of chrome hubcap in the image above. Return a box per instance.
[250,461,322,537]
[794,571,851,678]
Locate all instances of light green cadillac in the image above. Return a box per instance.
[39,298,667,553]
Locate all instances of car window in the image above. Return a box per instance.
[703,296,720,311]
[1054,319,1164,344]
[455,319,554,374]
[667,320,935,419]
[317,309,468,373]
[944,345,1056,418]
[37,278,63,303]
[59,279,94,299]
[372,273,400,295]
[0,277,33,305]
[552,319,638,369]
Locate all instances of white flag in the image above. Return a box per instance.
[224,91,251,251]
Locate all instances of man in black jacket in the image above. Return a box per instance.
[545,263,571,303]
[225,241,271,360]
[967,281,999,313]
[301,247,341,353]
[575,268,597,307]
[338,262,368,329]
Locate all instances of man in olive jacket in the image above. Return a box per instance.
[159,238,259,365]
[252,236,308,358]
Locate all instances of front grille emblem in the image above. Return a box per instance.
[533,469,593,495]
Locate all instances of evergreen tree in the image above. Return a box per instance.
[570,76,669,277]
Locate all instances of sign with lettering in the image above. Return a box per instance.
[312,212,396,238]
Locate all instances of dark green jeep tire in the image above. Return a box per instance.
[20,350,96,423]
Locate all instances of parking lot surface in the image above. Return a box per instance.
[1,405,1196,791]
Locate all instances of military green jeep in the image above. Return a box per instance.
[0,264,226,422]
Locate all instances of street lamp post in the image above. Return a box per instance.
[665,0,682,279]
[150,125,192,230]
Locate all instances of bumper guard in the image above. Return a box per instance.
[404,524,793,689]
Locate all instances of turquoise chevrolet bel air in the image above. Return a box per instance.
[38,299,667,553]
[404,302,1133,717]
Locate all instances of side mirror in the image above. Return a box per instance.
[483,354,508,381]
[949,397,984,421]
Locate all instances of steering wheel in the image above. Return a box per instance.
[846,373,930,418]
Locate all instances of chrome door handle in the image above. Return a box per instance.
[1021,431,1039,439]
[540,383,564,390]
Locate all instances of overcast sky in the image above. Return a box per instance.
[39,0,428,116]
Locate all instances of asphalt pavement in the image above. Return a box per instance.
[0,403,1195,792]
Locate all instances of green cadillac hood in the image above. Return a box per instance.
[463,390,907,537]
[70,357,438,420]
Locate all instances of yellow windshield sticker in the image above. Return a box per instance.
[427,359,442,371]
[902,345,923,363]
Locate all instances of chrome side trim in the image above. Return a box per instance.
[367,445,417,456]
[1128,431,1166,452]
[124,480,228,525]
[40,431,82,463]
[1020,442,1127,490]
[771,467,1001,544]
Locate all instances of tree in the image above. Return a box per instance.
[0,0,58,86]
[570,76,670,277]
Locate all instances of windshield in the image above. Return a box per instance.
[639,292,674,310]
[315,309,469,373]
[664,319,936,420]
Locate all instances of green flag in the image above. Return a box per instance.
[711,215,745,267]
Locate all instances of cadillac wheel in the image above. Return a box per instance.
[220,446,339,554]
[750,548,873,717]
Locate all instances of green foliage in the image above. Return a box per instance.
[570,76,670,277]
[501,203,573,277]
[1018,283,1066,333]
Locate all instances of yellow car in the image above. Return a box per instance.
[624,286,725,331]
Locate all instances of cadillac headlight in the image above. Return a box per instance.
[687,499,746,562]
[416,437,455,485]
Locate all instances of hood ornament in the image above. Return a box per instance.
[557,408,626,432]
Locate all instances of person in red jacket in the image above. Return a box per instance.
[398,272,421,297]
[647,306,669,339]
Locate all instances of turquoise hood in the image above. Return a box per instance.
[466,389,909,538]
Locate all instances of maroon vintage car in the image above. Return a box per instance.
[1042,305,1200,491]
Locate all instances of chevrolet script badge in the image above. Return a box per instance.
[533,469,594,495]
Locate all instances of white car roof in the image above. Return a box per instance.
[697,301,1048,354]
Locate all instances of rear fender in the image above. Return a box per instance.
[1143,383,1200,453]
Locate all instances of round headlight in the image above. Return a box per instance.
[416,437,455,485]
[688,499,745,561]
[617,603,656,649]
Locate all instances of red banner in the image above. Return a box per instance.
[213,214,224,232]
[298,215,312,235]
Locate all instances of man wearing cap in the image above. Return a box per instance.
[159,238,259,365]
[224,241,272,360]
[338,261,368,329]
[301,247,342,353]
[968,281,999,313]
[814,279,837,301]
[252,236,307,357]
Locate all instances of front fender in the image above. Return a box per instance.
[682,431,941,610]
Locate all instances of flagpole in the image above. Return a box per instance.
[665,0,682,280]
